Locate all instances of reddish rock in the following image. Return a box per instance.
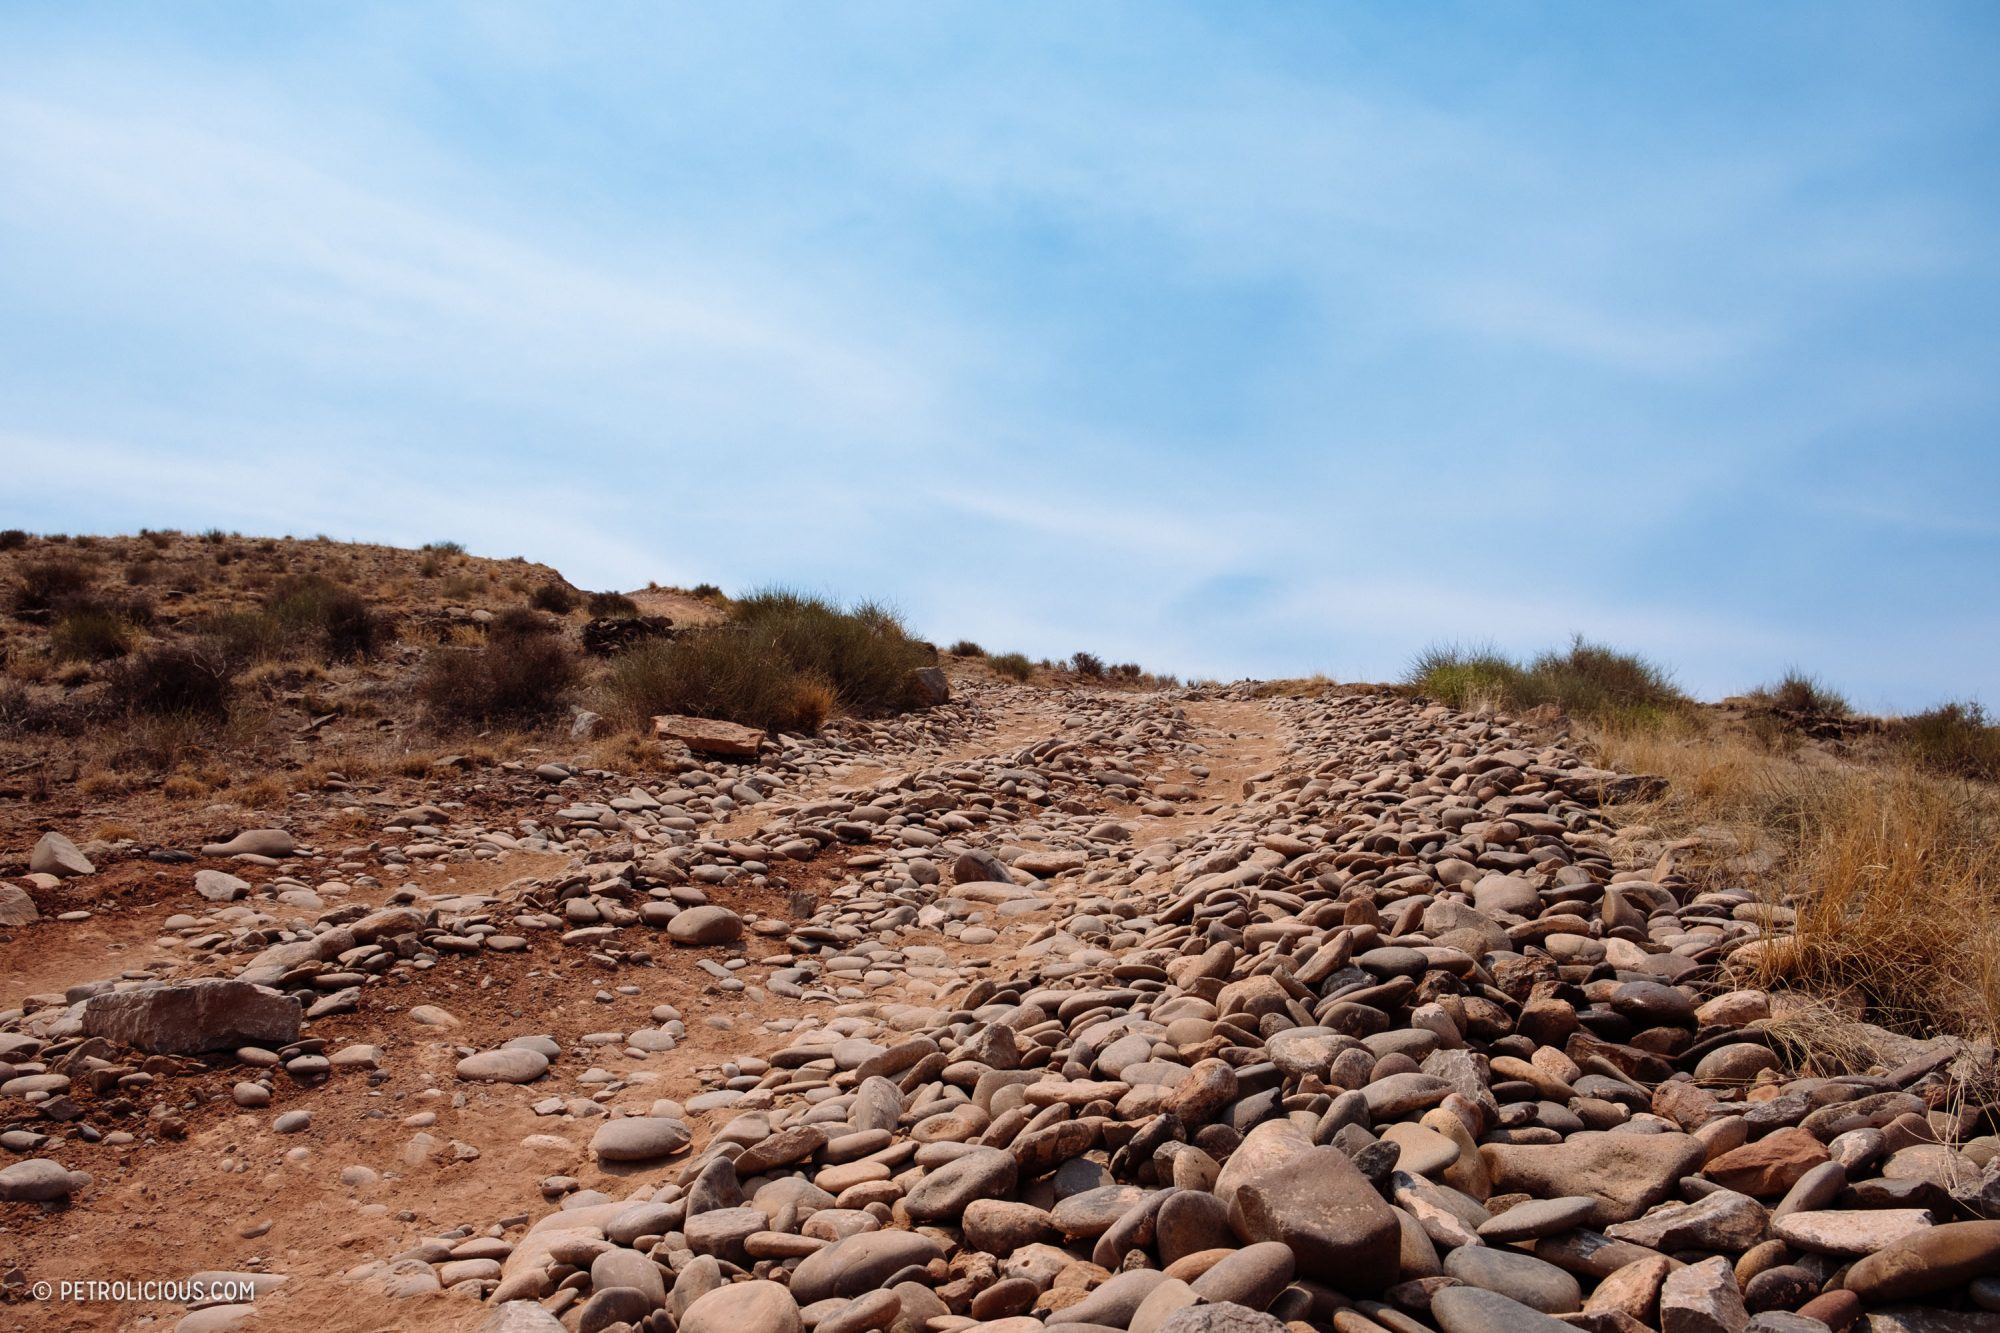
[653,713,764,756]
[1703,1127,1829,1197]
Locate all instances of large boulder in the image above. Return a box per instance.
[1481,1131,1706,1226]
[1216,1120,1400,1292]
[29,832,94,878]
[667,906,744,946]
[194,870,250,902]
[654,713,764,757]
[0,882,39,925]
[591,1116,693,1163]
[679,1280,801,1333]
[0,1158,87,1202]
[80,979,300,1054]
[910,666,950,706]
[200,829,295,858]
[789,1231,946,1305]
[1844,1220,2000,1303]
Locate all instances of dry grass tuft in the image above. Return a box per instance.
[1595,721,2000,1049]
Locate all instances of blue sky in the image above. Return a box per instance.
[2,4,1996,709]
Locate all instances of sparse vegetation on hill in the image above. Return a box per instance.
[529,579,579,615]
[1894,700,2000,782]
[599,588,928,734]
[1406,635,1691,729]
[988,651,1034,682]
[10,553,94,615]
[1748,668,1851,718]
[587,590,640,618]
[419,609,580,726]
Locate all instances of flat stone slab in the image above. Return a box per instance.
[81,980,300,1054]
[654,714,764,757]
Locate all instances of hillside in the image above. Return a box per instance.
[1,534,1997,1333]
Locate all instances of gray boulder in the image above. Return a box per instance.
[30,832,94,878]
[81,979,301,1054]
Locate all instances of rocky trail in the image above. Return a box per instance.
[3,677,1997,1333]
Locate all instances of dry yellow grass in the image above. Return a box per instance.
[229,773,287,809]
[1593,721,2000,1049]
[1249,674,1340,699]
[590,731,678,773]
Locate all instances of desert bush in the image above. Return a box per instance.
[490,606,560,640]
[727,590,930,713]
[1070,651,1106,678]
[0,679,64,736]
[529,580,579,614]
[599,634,833,734]
[0,529,30,550]
[265,574,389,661]
[1751,669,1850,717]
[948,640,986,657]
[1893,701,2000,782]
[990,652,1034,682]
[11,555,94,615]
[422,540,466,555]
[587,591,640,618]
[202,611,290,667]
[598,589,927,733]
[123,558,157,586]
[690,583,725,602]
[107,641,235,719]
[138,529,174,548]
[1407,636,1689,728]
[420,633,580,726]
[440,573,482,601]
[50,606,134,662]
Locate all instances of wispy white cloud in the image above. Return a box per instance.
[0,6,1993,710]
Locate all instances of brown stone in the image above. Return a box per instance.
[654,713,765,756]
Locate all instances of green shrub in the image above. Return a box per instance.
[265,575,388,661]
[728,590,930,712]
[587,591,640,618]
[107,641,235,719]
[1406,636,1689,728]
[51,606,134,662]
[420,633,580,726]
[530,580,578,614]
[990,652,1034,682]
[601,634,831,734]
[599,588,929,733]
[11,555,93,615]
[948,640,986,657]
[1894,701,2000,782]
